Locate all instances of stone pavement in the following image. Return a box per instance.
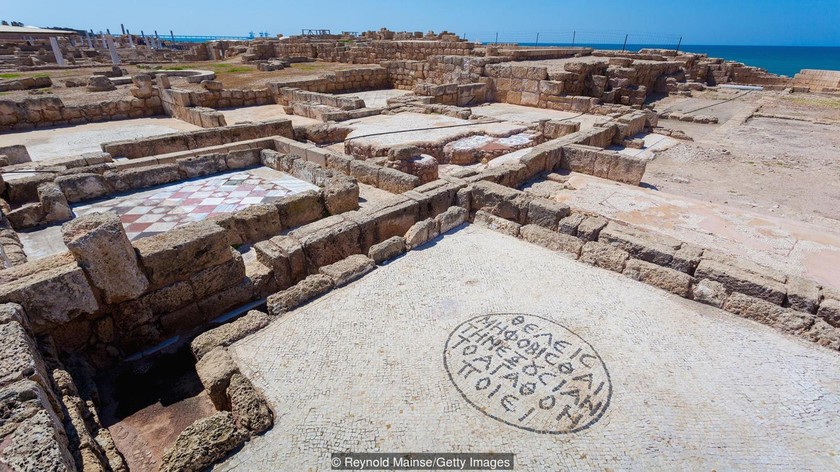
[0,117,200,160]
[221,226,840,471]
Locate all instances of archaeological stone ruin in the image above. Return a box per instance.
[1,26,840,471]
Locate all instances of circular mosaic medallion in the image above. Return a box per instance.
[444,313,611,434]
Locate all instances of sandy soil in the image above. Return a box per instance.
[758,92,840,123]
[646,115,840,226]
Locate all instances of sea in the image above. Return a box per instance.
[529,43,840,78]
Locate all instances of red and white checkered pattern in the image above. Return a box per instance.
[74,171,308,241]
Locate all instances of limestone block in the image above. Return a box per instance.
[54,173,109,203]
[695,259,786,305]
[288,215,361,271]
[5,202,44,229]
[623,258,693,298]
[723,292,814,334]
[195,278,254,321]
[202,80,224,91]
[573,216,606,241]
[579,241,629,273]
[388,145,422,161]
[189,248,245,299]
[38,183,72,224]
[159,411,246,472]
[786,276,820,314]
[702,250,787,283]
[319,254,375,287]
[0,381,74,472]
[225,149,260,170]
[520,224,582,257]
[254,238,298,290]
[0,262,99,333]
[219,204,282,245]
[817,298,840,328]
[245,258,277,299]
[323,179,360,215]
[228,373,273,434]
[275,190,324,229]
[366,197,420,242]
[368,236,406,264]
[6,173,54,204]
[0,304,28,330]
[134,220,232,288]
[671,243,703,274]
[155,74,171,89]
[470,181,529,223]
[87,75,115,92]
[349,160,381,186]
[130,74,154,99]
[62,211,149,304]
[404,218,437,249]
[141,280,195,315]
[119,163,180,190]
[0,144,31,165]
[378,167,420,193]
[191,310,270,360]
[474,210,520,237]
[692,279,727,307]
[806,319,840,351]
[557,212,586,235]
[177,153,227,178]
[435,206,468,234]
[0,321,50,395]
[325,153,353,174]
[266,274,334,316]
[195,347,238,409]
[526,199,570,229]
[598,222,679,266]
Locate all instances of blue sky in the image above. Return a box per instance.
[1,0,838,46]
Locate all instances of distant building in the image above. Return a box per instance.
[0,24,80,41]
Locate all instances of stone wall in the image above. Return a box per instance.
[101,120,293,159]
[266,66,389,95]
[274,39,476,63]
[412,82,488,106]
[0,94,163,131]
[793,69,840,93]
[0,303,78,471]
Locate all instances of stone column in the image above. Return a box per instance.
[62,211,149,304]
[105,35,120,65]
[48,37,65,66]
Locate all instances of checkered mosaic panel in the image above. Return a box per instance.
[74,172,300,241]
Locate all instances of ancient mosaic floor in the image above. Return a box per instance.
[74,168,318,241]
[221,226,840,471]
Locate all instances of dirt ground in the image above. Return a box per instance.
[647,90,840,228]
[763,93,840,122]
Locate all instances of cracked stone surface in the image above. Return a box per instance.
[221,226,840,470]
